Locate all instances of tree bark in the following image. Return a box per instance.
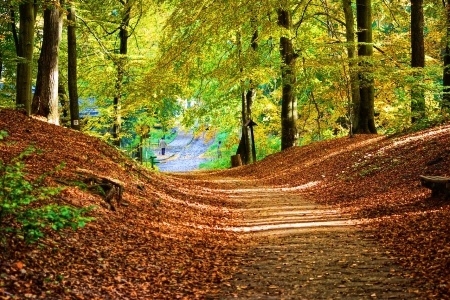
[237,90,251,164]
[355,0,376,133]
[15,2,37,116]
[112,1,131,147]
[411,0,425,122]
[245,25,258,163]
[236,29,257,164]
[278,5,299,150]
[10,7,19,55]
[59,82,69,126]
[231,154,243,168]
[68,3,80,130]
[342,0,360,135]
[443,0,450,110]
[32,1,64,125]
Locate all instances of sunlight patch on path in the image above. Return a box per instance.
[230,218,359,233]
[199,181,322,194]
[168,174,416,299]
[213,180,418,300]
[233,207,336,213]
[226,181,321,193]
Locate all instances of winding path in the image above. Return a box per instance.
[156,131,214,172]
[204,178,420,299]
[158,132,420,298]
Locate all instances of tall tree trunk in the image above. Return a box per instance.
[113,67,124,146]
[236,28,258,164]
[278,4,299,150]
[237,90,251,164]
[112,1,131,147]
[411,0,425,123]
[68,3,80,130]
[10,7,19,55]
[355,0,376,133]
[16,2,37,116]
[442,0,450,110]
[342,0,360,135]
[32,1,63,124]
[246,25,258,163]
[59,82,69,126]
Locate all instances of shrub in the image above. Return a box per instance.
[0,131,94,246]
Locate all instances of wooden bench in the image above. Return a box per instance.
[419,175,450,200]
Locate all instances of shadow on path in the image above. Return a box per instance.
[209,178,420,299]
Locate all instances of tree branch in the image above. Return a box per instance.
[76,14,114,61]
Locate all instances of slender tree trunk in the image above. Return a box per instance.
[278,5,299,150]
[59,82,69,126]
[246,25,258,163]
[112,1,131,147]
[237,90,251,164]
[342,0,360,135]
[301,57,322,139]
[443,0,450,110]
[411,0,425,122]
[16,2,37,115]
[113,67,124,146]
[355,0,376,133]
[236,29,258,164]
[10,7,19,55]
[68,3,80,130]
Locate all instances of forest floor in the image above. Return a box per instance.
[1,109,450,299]
[200,178,419,299]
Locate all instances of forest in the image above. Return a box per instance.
[1,0,449,164]
[1,1,450,298]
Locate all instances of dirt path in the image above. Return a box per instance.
[207,179,420,299]
[157,131,214,172]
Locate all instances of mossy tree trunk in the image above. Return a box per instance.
[15,2,37,116]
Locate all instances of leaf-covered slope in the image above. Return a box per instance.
[196,124,450,297]
[0,109,239,299]
[217,126,450,216]
[1,108,450,298]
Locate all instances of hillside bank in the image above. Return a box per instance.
[0,109,449,298]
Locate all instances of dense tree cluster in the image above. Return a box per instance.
[0,0,449,159]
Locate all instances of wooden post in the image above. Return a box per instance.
[231,154,242,168]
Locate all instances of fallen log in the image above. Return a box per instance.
[77,168,124,211]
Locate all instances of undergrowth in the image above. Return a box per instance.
[0,130,94,250]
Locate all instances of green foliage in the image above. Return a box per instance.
[199,157,231,170]
[1,0,449,162]
[0,135,94,245]
[0,130,7,140]
[358,164,381,177]
[70,180,88,191]
[199,132,232,170]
